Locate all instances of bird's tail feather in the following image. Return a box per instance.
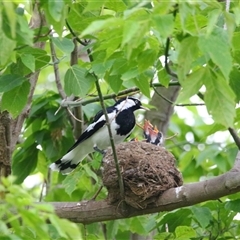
[49,147,89,174]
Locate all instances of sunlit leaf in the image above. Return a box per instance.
[175,226,196,239]
[198,28,232,79]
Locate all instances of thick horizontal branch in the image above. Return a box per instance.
[51,155,240,224]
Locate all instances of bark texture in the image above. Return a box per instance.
[0,111,11,177]
[0,3,46,178]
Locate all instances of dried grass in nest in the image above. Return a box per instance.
[102,141,183,209]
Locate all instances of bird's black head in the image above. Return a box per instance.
[114,97,147,112]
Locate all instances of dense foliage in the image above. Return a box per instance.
[1,0,240,239]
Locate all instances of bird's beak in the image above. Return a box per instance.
[140,105,149,111]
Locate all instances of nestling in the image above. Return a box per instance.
[49,97,147,174]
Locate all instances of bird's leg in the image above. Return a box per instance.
[93,145,106,155]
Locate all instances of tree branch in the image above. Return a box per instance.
[11,3,47,149]
[60,82,180,108]
[50,151,240,224]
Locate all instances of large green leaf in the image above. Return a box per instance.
[152,14,174,39]
[12,143,38,184]
[225,199,240,212]
[198,28,232,79]
[177,67,204,103]
[20,54,35,72]
[122,20,141,46]
[203,68,236,127]
[51,37,75,54]
[175,226,196,240]
[1,81,30,118]
[80,18,123,37]
[48,0,64,22]
[64,65,95,97]
[229,67,240,102]
[0,74,27,93]
[177,36,199,82]
[62,167,83,196]
[156,209,192,232]
[0,30,16,68]
[191,206,213,228]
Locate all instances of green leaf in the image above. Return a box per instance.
[225,199,240,212]
[176,68,204,103]
[156,209,192,232]
[232,32,240,51]
[18,47,50,70]
[198,28,232,79]
[152,14,174,39]
[82,165,99,183]
[12,143,38,184]
[106,75,123,93]
[206,9,221,35]
[137,49,157,73]
[0,31,16,67]
[203,69,236,127]
[1,81,30,118]
[0,74,27,93]
[80,18,123,37]
[175,226,196,240]
[2,2,16,38]
[122,20,141,46]
[135,75,150,98]
[57,219,82,240]
[20,54,35,72]
[177,36,199,82]
[121,68,138,81]
[157,68,171,87]
[154,232,174,240]
[51,37,75,54]
[62,168,83,196]
[48,0,64,22]
[191,206,212,228]
[229,67,240,102]
[64,65,95,97]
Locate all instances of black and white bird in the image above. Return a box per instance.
[50,97,147,174]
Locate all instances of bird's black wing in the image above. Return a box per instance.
[66,105,116,153]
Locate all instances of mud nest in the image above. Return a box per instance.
[102,141,183,209]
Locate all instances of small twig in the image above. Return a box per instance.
[165,133,178,140]
[228,128,240,150]
[60,82,180,108]
[95,77,125,200]
[39,180,46,202]
[49,37,76,127]
[176,103,205,107]
[65,19,88,46]
[49,38,66,99]
[66,107,83,123]
[152,84,204,106]
[164,37,178,79]
[85,44,125,200]
[90,186,103,201]
[164,4,178,79]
